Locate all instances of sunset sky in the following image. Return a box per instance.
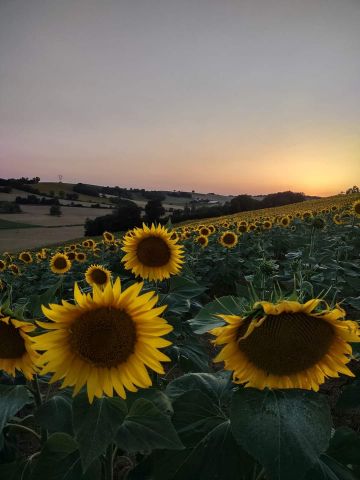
[1,0,359,196]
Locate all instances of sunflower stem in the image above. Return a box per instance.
[105,444,114,480]
[5,423,41,441]
[32,375,42,407]
[253,466,266,480]
[32,375,48,443]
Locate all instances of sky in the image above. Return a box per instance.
[0,0,359,196]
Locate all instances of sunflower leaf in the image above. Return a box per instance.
[72,394,127,471]
[35,394,73,435]
[147,373,253,480]
[231,389,332,480]
[29,432,101,480]
[0,384,33,449]
[188,295,245,334]
[115,398,183,453]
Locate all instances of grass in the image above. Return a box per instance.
[0,218,40,229]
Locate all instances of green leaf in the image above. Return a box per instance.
[166,372,233,405]
[188,296,244,334]
[0,384,33,447]
[231,389,332,480]
[169,340,210,373]
[150,373,252,480]
[327,427,360,466]
[306,455,358,480]
[115,398,183,453]
[0,460,28,480]
[125,388,173,415]
[35,394,73,435]
[30,433,101,480]
[28,278,63,317]
[152,422,253,480]
[336,378,360,410]
[168,277,206,298]
[73,393,127,471]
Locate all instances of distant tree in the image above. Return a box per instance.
[84,200,141,235]
[0,201,22,213]
[261,191,305,208]
[346,186,359,194]
[49,205,62,216]
[142,191,166,201]
[229,195,259,213]
[145,199,165,224]
[58,190,65,199]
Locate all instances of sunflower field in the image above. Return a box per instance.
[0,194,360,480]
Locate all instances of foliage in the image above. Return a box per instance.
[0,202,22,214]
[0,193,360,479]
[84,200,142,235]
[49,205,62,216]
[145,198,165,223]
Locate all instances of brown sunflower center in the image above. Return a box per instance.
[70,307,136,367]
[198,237,207,245]
[21,253,31,262]
[222,233,236,245]
[90,268,108,285]
[54,256,68,269]
[237,312,335,375]
[136,236,171,267]
[354,203,360,214]
[0,322,26,359]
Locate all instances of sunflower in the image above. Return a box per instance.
[122,224,184,282]
[67,251,76,261]
[312,217,326,230]
[352,200,360,218]
[211,299,360,391]
[333,214,343,225]
[82,240,90,248]
[35,279,173,403]
[8,264,20,275]
[69,244,77,251]
[75,252,87,263]
[103,231,115,243]
[0,313,39,379]
[85,264,111,288]
[219,231,238,248]
[208,225,215,234]
[50,253,71,274]
[196,235,209,248]
[237,223,247,233]
[0,260,6,272]
[263,220,272,230]
[302,211,313,221]
[248,224,256,232]
[199,226,210,236]
[19,251,33,264]
[279,216,290,227]
[169,231,179,242]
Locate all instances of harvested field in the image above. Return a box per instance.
[0,205,108,227]
[0,225,85,251]
[0,205,109,250]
